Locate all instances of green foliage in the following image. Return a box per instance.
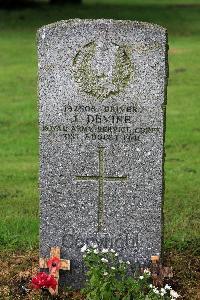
[81,246,178,299]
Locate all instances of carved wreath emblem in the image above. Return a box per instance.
[73,41,133,99]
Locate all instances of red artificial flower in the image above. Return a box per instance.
[47,257,61,271]
[31,272,57,291]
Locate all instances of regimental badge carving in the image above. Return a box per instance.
[73,41,133,99]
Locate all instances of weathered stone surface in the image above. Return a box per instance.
[37,19,168,288]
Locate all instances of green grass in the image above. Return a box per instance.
[0,1,199,251]
[165,35,200,249]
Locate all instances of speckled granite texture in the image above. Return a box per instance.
[37,19,168,288]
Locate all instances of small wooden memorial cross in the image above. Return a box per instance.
[39,247,70,295]
[150,255,173,287]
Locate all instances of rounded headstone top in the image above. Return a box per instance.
[37,19,167,36]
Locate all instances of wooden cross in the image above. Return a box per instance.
[150,255,173,287]
[39,247,70,295]
[76,147,128,231]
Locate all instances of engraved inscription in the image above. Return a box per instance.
[73,41,133,99]
[76,147,128,231]
[41,102,161,143]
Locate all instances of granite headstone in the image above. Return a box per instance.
[37,19,168,288]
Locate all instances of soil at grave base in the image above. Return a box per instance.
[0,250,199,300]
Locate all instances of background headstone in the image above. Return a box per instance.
[37,19,168,288]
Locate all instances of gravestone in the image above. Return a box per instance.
[37,19,168,288]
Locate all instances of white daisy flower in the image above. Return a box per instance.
[103,272,108,276]
[102,248,109,253]
[144,268,151,275]
[153,288,159,295]
[101,258,108,263]
[165,284,172,290]
[161,288,166,295]
[170,290,180,298]
[81,244,87,253]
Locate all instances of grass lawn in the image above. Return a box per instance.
[0,1,199,254]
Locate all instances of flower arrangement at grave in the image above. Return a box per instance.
[81,244,181,300]
[31,254,62,295]
[31,246,70,296]
[31,272,57,291]
[29,245,179,299]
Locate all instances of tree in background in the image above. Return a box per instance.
[0,0,35,8]
[0,0,82,8]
